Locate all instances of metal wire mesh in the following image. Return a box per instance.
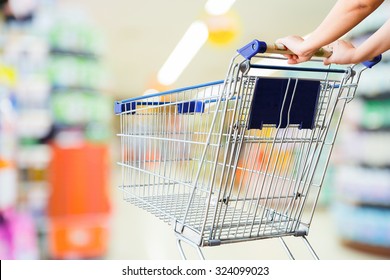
[116,55,356,247]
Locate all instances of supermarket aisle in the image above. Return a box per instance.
[2,0,390,261]
[106,166,387,260]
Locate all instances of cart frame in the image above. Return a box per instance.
[115,40,381,259]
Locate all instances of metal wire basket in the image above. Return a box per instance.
[114,39,381,259]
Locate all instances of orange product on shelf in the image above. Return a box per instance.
[47,142,111,217]
[48,214,109,259]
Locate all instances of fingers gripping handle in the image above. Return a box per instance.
[237,39,331,60]
[237,39,382,68]
[268,42,332,58]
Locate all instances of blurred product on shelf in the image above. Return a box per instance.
[48,142,110,217]
[333,203,390,255]
[0,0,37,21]
[43,8,112,258]
[1,64,38,260]
[44,10,111,258]
[334,165,390,206]
[0,64,17,160]
[0,61,22,259]
[0,208,39,259]
[48,9,104,56]
[0,158,17,210]
[47,214,109,260]
[47,142,110,259]
[48,56,105,89]
[338,130,390,167]
[16,143,50,224]
[1,0,112,259]
[50,90,112,142]
[360,97,390,130]
[355,63,390,97]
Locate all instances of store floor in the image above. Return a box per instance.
[106,174,388,260]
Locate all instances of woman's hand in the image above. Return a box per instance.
[324,40,357,65]
[276,35,315,64]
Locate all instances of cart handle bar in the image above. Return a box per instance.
[237,39,381,68]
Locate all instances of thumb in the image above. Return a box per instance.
[323,57,332,66]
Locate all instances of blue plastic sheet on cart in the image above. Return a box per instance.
[115,101,136,115]
[177,100,205,114]
[248,78,321,130]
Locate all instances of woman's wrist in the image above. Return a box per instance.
[301,37,323,57]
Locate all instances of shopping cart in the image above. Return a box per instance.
[114,39,381,259]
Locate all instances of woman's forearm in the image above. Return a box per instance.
[353,18,390,63]
[303,0,383,53]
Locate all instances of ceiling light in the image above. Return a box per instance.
[205,0,236,16]
[157,20,209,86]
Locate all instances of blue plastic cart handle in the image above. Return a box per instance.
[362,54,382,68]
[237,40,267,60]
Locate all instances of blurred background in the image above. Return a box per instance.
[1,0,390,260]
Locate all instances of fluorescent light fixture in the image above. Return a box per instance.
[205,0,236,16]
[157,20,209,86]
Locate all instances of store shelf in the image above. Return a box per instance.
[332,3,390,254]
[0,1,111,259]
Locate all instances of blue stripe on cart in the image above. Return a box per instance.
[114,80,224,114]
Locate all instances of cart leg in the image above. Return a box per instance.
[279,237,295,260]
[176,235,205,260]
[279,236,320,260]
[301,236,320,260]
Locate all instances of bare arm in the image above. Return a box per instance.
[303,0,383,52]
[277,0,384,64]
[324,18,390,64]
